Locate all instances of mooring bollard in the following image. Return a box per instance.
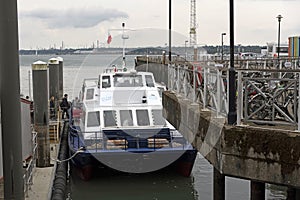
[48,58,60,101]
[32,61,51,167]
[56,57,64,99]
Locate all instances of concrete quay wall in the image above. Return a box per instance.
[163,91,300,188]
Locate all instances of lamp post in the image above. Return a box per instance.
[228,0,237,125]
[221,33,226,61]
[146,54,149,72]
[169,0,172,62]
[276,14,283,62]
[185,40,188,61]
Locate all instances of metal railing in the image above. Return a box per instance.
[237,69,300,130]
[167,57,300,130]
[23,131,37,197]
[69,125,190,152]
[168,62,228,117]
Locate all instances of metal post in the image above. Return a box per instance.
[0,0,24,198]
[177,65,180,95]
[193,66,196,102]
[250,181,265,200]
[221,33,226,62]
[298,72,300,131]
[279,60,282,79]
[32,61,50,167]
[122,22,126,68]
[146,55,149,72]
[185,40,188,61]
[237,71,242,125]
[277,15,282,63]
[228,0,237,125]
[203,67,207,109]
[169,0,172,62]
[28,70,32,100]
[213,167,225,200]
[217,69,221,117]
[168,64,171,90]
[183,67,188,98]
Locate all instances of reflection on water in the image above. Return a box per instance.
[69,167,197,200]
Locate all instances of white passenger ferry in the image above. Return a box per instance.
[68,67,196,180]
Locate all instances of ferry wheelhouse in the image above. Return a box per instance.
[68,68,196,180]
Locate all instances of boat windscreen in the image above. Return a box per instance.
[113,74,143,87]
[145,75,155,87]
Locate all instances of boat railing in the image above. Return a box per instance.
[69,125,190,152]
[104,67,125,74]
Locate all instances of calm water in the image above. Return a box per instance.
[19,54,286,200]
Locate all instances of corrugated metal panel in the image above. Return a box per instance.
[21,100,32,162]
[289,36,300,57]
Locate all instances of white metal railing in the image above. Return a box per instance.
[167,57,300,130]
[168,63,228,116]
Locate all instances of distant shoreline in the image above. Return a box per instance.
[19,45,265,56]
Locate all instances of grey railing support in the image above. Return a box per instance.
[217,69,221,117]
[237,71,242,125]
[298,72,300,131]
[203,67,207,109]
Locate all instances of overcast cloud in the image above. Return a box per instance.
[20,7,128,29]
[17,0,300,49]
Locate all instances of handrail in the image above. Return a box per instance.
[168,58,300,130]
[68,125,189,152]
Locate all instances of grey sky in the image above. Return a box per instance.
[18,0,300,49]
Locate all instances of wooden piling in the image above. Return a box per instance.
[32,61,50,167]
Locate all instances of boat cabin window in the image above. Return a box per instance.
[87,111,100,127]
[113,74,143,87]
[120,110,134,126]
[152,109,166,126]
[145,75,155,87]
[103,110,117,127]
[86,88,94,100]
[136,110,150,126]
[102,76,111,88]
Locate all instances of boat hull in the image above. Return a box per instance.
[69,147,197,180]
